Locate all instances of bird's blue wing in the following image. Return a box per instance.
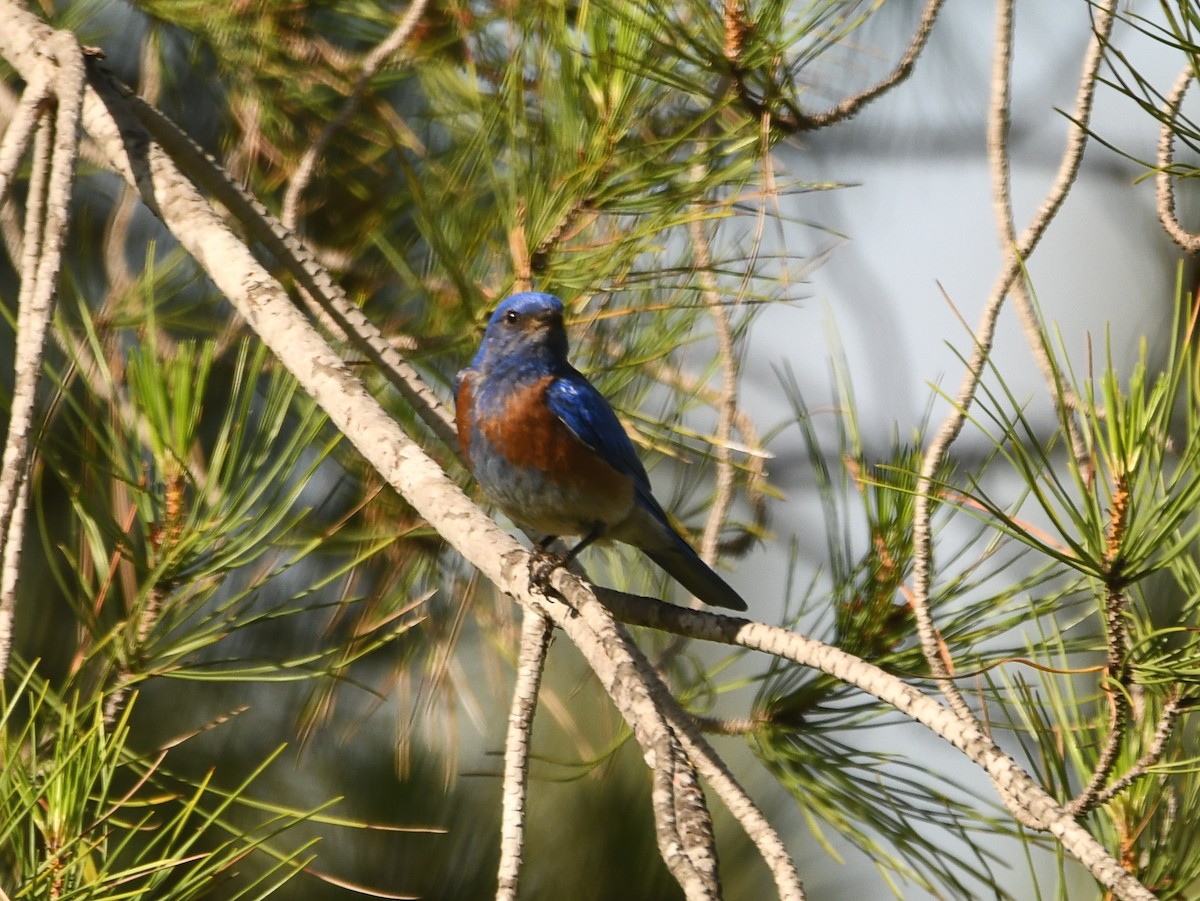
[546,368,748,610]
[544,369,651,489]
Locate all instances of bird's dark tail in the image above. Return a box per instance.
[643,543,748,612]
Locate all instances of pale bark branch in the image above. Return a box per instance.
[0,66,51,203]
[1155,64,1200,252]
[0,29,85,679]
[0,114,48,679]
[634,653,806,900]
[496,608,552,901]
[909,0,1116,730]
[988,0,1098,470]
[650,729,719,899]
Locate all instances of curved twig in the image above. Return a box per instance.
[282,0,431,230]
[1089,690,1183,810]
[909,0,1117,726]
[791,0,945,130]
[731,0,945,133]
[989,0,1095,471]
[1156,64,1200,253]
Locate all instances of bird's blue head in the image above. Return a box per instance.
[472,292,569,371]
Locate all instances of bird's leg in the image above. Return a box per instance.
[561,527,602,567]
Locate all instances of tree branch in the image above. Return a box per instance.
[496,608,552,901]
[1090,690,1183,809]
[599,591,1156,901]
[909,0,1116,726]
[729,0,945,133]
[788,0,946,130]
[1155,64,1200,252]
[0,64,51,203]
[0,29,85,680]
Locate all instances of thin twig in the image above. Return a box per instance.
[0,67,51,202]
[730,0,945,132]
[795,0,946,130]
[0,32,86,679]
[282,0,431,229]
[1155,64,1200,253]
[1065,586,1130,817]
[1090,691,1183,809]
[496,608,553,901]
[990,0,1101,470]
[0,115,49,681]
[1068,466,1134,817]
[909,0,1117,727]
[668,734,721,894]
[649,729,719,899]
[688,214,740,570]
[559,586,716,900]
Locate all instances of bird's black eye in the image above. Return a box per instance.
[504,309,520,325]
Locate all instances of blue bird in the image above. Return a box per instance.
[454,292,747,611]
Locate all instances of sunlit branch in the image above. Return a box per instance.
[1155,64,1200,252]
[0,30,85,680]
[0,66,51,203]
[496,608,552,901]
[646,681,806,900]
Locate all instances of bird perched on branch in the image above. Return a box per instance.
[454,291,747,611]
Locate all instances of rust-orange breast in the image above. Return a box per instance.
[481,375,631,502]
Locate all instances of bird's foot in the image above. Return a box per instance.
[528,546,564,592]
